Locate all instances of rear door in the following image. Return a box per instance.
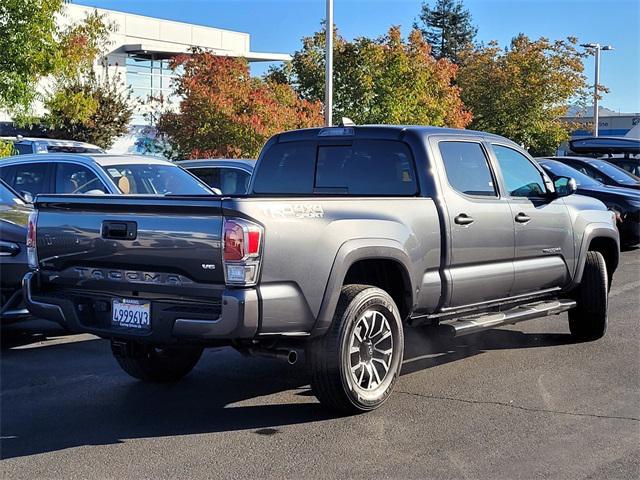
[431,138,515,307]
[490,144,573,295]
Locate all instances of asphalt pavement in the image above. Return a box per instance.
[1,249,639,479]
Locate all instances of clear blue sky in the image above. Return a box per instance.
[75,0,640,112]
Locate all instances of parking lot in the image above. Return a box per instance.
[1,249,638,479]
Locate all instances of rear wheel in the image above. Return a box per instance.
[308,285,404,413]
[569,251,608,341]
[112,341,203,382]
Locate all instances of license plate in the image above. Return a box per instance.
[112,298,151,330]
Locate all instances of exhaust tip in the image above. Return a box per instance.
[287,350,298,365]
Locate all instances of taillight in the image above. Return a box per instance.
[26,211,38,268]
[222,218,263,286]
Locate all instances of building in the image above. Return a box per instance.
[1,3,290,153]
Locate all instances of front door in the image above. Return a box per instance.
[433,139,515,307]
[490,144,574,295]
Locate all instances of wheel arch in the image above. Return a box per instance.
[311,239,415,336]
[572,224,619,287]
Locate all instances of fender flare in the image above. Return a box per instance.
[311,238,415,336]
[570,222,620,287]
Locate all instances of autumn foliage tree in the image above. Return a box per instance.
[458,35,588,155]
[156,50,323,159]
[268,25,471,128]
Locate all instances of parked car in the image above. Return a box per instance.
[23,125,619,413]
[1,136,105,155]
[600,155,640,177]
[547,156,640,190]
[569,135,639,156]
[538,159,640,246]
[0,154,214,198]
[179,159,255,195]
[0,179,31,323]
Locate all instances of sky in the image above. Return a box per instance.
[74,0,640,113]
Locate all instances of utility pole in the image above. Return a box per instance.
[581,43,614,137]
[324,0,333,126]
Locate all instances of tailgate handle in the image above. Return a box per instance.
[102,221,137,240]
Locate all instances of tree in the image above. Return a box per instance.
[0,139,16,158]
[458,35,588,155]
[43,71,133,149]
[268,25,471,128]
[0,0,64,116]
[156,49,323,159]
[414,0,477,63]
[41,11,133,149]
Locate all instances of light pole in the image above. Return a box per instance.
[581,43,614,137]
[324,0,333,126]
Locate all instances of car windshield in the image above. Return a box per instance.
[589,160,640,185]
[0,180,27,205]
[102,164,213,195]
[540,161,601,187]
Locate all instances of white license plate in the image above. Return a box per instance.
[112,299,151,330]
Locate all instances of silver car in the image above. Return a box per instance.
[0,154,213,199]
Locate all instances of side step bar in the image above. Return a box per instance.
[437,299,576,338]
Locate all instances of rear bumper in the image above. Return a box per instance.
[22,271,259,344]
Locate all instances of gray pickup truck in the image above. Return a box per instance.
[23,125,619,413]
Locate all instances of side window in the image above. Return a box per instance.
[12,163,50,197]
[492,145,546,198]
[188,168,221,190]
[315,140,417,195]
[439,141,496,197]
[55,163,106,194]
[219,168,251,195]
[13,143,33,155]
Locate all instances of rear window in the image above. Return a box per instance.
[253,142,316,194]
[253,140,417,195]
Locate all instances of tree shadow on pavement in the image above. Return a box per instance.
[1,322,576,460]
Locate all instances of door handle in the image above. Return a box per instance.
[515,213,531,223]
[454,213,474,225]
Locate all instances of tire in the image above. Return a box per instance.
[308,284,404,413]
[569,251,608,341]
[112,341,203,382]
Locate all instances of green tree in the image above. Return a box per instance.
[42,11,133,149]
[414,0,477,63]
[268,25,471,128]
[43,71,132,149]
[156,49,323,159]
[0,139,16,158]
[0,0,64,117]
[458,34,588,155]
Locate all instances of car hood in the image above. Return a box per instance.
[579,184,640,201]
[0,203,31,243]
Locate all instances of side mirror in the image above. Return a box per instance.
[19,190,34,203]
[553,176,577,197]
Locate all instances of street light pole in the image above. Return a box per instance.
[593,45,601,137]
[581,43,614,137]
[324,0,333,127]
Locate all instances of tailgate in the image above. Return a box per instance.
[34,195,225,285]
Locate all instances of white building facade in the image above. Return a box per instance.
[1,4,290,153]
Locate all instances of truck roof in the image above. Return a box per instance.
[274,125,516,145]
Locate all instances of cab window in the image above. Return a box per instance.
[492,145,546,198]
